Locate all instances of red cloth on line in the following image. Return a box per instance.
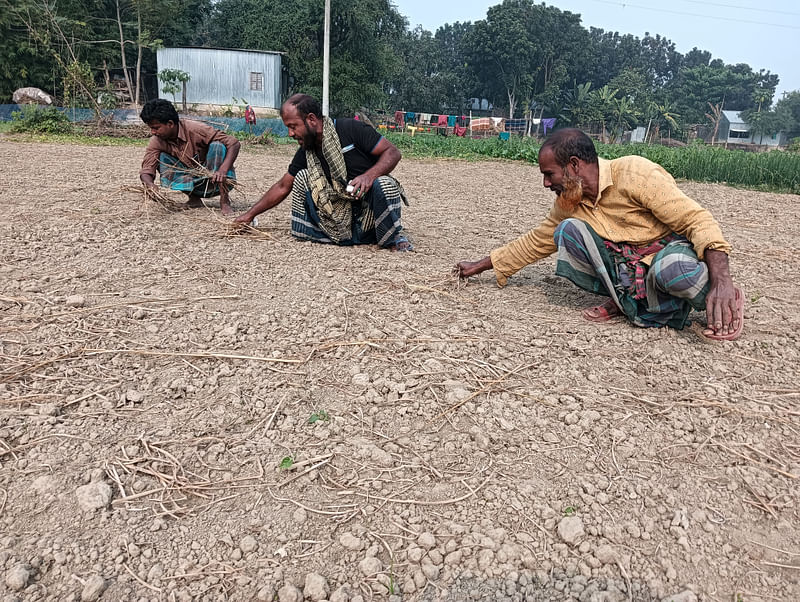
[436,114,448,126]
[394,110,405,127]
[454,125,467,137]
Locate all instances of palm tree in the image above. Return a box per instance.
[559,82,595,129]
[646,101,680,143]
[591,85,618,142]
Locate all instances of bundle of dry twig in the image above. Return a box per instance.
[172,160,244,194]
[120,184,187,212]
[215,220,273,240]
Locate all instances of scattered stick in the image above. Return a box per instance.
[120,184,186,212]
[761,561,800,570]
[747,540,800,557]
[123,563,162,593]
[84,347,303,365]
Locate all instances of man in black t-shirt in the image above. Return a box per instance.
[235,94,411,250]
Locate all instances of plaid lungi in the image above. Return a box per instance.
[553,218,709,329]
[158,141,235,198]
[290,170,408,247]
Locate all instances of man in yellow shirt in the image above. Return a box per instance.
[456,129,743,340]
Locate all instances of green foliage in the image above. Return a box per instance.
[467,0,589,119]
[278,456,294,470]
[209,0,406,115]
[787,138,800,153]
[308,410,330,425]
[158,68,191,103]
[563,506,576,516]
[386,132,800,194]
[10,105,74,134]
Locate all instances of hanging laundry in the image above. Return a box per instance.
[394,111,405,127]
[454,125,467,137]
[405,112,416,123]
[470,117,493,131]
[419,113,432,123]
[506,119,526,132]
[447,115,457,127]
[541,118,557,135]
[436,115,448,126]
[430,114,439,124]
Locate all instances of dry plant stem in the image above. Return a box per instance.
[747,540,800,557]
[123,563,162,593]
[84,348,302,365]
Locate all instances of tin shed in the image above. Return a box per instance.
[156,47,284,109]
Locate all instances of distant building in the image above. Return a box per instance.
[156,47,285,110]
[716,110,787,147]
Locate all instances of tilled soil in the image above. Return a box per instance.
[1,141,798,602]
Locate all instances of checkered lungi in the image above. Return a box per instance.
[553,218,709,329]
[157,141,235,198]
[289,169,408,248]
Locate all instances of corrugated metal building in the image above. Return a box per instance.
[717,110,787,147]
[157,47,284,109]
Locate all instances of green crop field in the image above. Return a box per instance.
[386,132,800,194]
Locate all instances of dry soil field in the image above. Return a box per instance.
[1,140,799,602]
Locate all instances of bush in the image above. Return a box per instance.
[787,137,800,153]
[10,105,74,134]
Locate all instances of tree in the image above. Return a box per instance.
[774,91,800,138]
[560,82,596,129]
[158,68,190,108]
[467,0,588,119]
[705,101,723,145]
[590,84,617,141]
[210,0,406,115]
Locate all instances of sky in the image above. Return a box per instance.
[391,0,800,103]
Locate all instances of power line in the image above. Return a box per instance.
[581,0,800,29]
[675,0,800,17]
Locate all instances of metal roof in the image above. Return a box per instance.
[166,46,285,56]
[722,110,745,124]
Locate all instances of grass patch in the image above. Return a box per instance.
[2,131,148,146]
[385,133,800,194]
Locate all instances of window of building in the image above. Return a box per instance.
[729,129,749,139]
[250,72,263,91]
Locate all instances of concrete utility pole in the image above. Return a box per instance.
[322,0,330,116]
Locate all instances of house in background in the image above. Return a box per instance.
[156,47,285,110]
[716,110,788,147]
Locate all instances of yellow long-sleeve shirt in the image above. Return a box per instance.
[489,155,731,286]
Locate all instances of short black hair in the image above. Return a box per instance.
[282,93,321,120]
[140,99,179,125]
[540,128,598,167]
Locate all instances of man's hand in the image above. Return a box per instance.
[347,174,376,199]
[211,170,227,184]
[703,278,739,337]
[455,256,493,279]
[703,249,741,337]
[233,212,253,225]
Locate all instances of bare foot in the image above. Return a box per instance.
[185,195,204,209]
[220,202,234,217]
[581,298,622,322]
[389,239,414,252]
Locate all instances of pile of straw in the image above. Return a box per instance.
[121,184,187,212]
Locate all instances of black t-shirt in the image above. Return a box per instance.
[288,118,383,182]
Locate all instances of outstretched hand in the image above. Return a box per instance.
[454,256,493,279]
